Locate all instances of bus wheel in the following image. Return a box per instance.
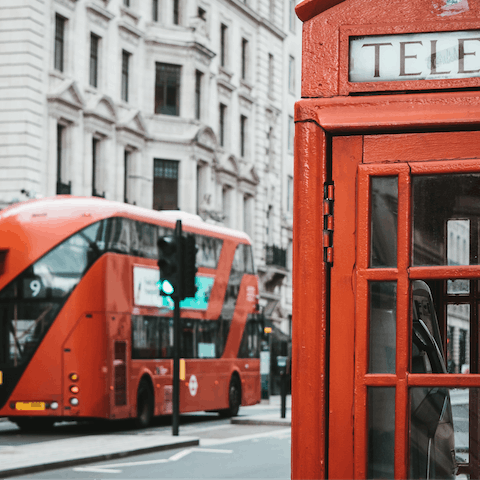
[135,379,154,429]
[11,418,54,432]
[220,375,241,418]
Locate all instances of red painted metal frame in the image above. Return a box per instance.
[356,163,411,479]
[293,91,480,479]
[292,121,328,480]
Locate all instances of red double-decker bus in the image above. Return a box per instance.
[0,196,261,430]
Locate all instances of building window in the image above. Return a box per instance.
[56,124,70,194]
[288,56,295,94]
[220,24,227,68]
[219,103,226,147]
[173,0,179,25]
[90,33,99,88]
[267,126,274,167]
[152,0,159,21]
[153,159,179,210]
[124,0,130,6]
[268,54,274,98]
[124,150,130,203]
[92,137,100,196]
[121,50,130,102]
[289,0,296,33]
[195,70,202,120]
[243,195,253,237]
[241,38,248,81]
[155,63,181,116]
[222,186,232,227]
[54,14,65,72]
[240,115,247,158]
[287,175,293,213]
[288,115,294,152]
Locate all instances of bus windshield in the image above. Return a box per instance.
[0,221,104,369]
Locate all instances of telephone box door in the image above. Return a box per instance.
[329,131,480,479]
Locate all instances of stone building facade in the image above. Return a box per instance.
[0,0,301,336]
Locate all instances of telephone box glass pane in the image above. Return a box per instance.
[368,387,395,479]
[412,280,446,374]
[371,177,398,267]
[410,387,458,478]
[413,174,480,266]
[410,388,480,478]
[369,282,396,373]
[447,304,470,374]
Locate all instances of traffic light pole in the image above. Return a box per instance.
[172,220,182,436]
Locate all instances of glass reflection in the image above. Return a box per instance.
[371,177,398,268]
[413,174,480,266]
[447,305,470,374]
[368,387,395,479]
[410,387,458,479]
[369,282,396,374]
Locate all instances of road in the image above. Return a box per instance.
[0,402,291,479]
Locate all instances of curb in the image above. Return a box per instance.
[0,438,199,479]
[231,418,291,427]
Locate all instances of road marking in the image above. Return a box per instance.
[200,427,291,446]
[73,467,123,473]
[73,447,233,473]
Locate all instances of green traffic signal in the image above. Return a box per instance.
[157,235,179,296]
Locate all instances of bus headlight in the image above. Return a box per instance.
[69,397,79,406]
[50,402,59,410]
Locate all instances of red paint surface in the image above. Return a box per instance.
[296,0,480,98]
[292,121,327,480]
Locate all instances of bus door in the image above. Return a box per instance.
[329,133,480,479]
[108,313,129,419]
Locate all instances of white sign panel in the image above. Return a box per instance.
[350,31,480,82]
[133,266,163,308]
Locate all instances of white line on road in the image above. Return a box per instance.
[73,447,233,474]
[200,427,291,447]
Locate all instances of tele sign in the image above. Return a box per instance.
[350,30,480,82]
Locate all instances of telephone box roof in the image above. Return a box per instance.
[295,0,345,22]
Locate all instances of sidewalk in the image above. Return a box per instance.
[0,434,199,478]
[0,396,291,478]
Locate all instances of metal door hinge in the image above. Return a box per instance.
[323,182,334,265]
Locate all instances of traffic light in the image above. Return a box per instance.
[182,234,198,299]
[157,236,179,296]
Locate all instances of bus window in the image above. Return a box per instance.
[232,244,255,275]
[180,318,231,359]
[238,316,262,358]
[131,316,173,359]
[195,235,223,268]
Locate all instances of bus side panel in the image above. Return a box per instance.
[63,313,109,419]
[179,359,229,412]
[238,358,260,406]
[105,255,133,314]
[0,258,107,419]
[107,313,132,420]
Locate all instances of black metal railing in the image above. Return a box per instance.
[265,245,287,268]
[56,181,71,195]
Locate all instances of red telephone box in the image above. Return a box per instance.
[293,0,480,478]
